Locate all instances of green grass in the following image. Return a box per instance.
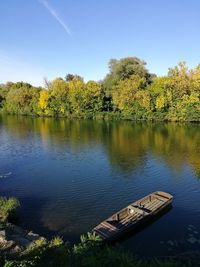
[0,197,20,222]
[2,233,194,267]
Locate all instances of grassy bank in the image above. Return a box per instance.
[0,197,20,223]
[0,197,196,267]
[2,234,194,267]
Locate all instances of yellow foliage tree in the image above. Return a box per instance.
[191,65,200,93]
[168,61,191,98]
[112,75,144,113]
[38,90,49,110]
[156,95,165,110]
[135,91,151,110]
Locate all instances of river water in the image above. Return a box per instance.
[0,115,200,257]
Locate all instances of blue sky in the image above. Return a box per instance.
[0,0,200,86]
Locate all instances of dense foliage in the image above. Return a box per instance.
[0,58,200,121]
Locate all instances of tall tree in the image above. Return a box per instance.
[4,85,40,114]
[167,61,191,98]
[65,73,83,82]
[48,79,70,116]
[112,75,145,115]
[103,57,155,94]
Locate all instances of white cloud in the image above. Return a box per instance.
[39,0,71,36]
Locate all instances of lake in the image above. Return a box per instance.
[0,115,200,257]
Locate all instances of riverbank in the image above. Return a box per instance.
[1,110,200,122]
[0,221,44,255]
[0,197,199,267]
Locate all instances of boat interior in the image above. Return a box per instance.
[106,192,168,229]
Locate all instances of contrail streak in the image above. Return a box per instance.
[39,0,71,35]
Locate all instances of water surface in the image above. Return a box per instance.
[0,115,200,257]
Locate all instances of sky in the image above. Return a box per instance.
[0,0,200,86]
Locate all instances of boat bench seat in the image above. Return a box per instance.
[103,221,118,231]
[129,205,149,215]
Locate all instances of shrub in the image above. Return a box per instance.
[0,197,20,222]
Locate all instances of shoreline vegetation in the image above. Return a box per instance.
[0,57,200,122]
[0,197,198,267]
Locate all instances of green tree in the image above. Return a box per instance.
[84,81,104,112]
[149,76,171,96]
[112,75,145,116]
[167,61,191,98]
[65,73,83,82]
[191,64,200,93]
[4,84,40,115]
[103,57,155,94]
[0,85,8,108]
[68,78,86,114]
[48,79,70,116]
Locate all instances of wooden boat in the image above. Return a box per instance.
[93,191,173,242]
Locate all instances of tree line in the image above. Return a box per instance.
[0,57,200,121]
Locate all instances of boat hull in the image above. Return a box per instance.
[93,191,173,242]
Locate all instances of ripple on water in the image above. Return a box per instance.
[0,116,200,256]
